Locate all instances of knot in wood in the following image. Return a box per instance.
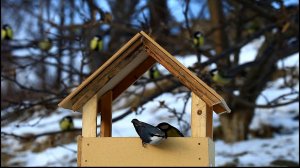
[197,110,202,115]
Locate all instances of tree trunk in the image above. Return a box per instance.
[208,0,255,142]
[219,100,255,142]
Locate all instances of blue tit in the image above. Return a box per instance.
[90,35,103,51]
[156,122,184,137]
[1,24,13,40]
[193,31,204,48]
[38,38,52,51]
[59,116,74,131]
[131,119,166,147]
[212,71,231,85]
[148,66,161,80]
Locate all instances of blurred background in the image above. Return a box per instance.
[1,0,299,166]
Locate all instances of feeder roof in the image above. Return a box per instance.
[58,31,231,114]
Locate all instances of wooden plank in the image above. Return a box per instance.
[80,137,213,166]
[77,136,82,167]
[112,56,156,99]
[191,93,213,138]
[213,103,231,114]
[140,31,230,114]
[82,95,98,137]
[100,90,112,137]
[58,33,142,110]
[71,42,143,111]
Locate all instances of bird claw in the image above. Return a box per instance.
[142,142,147,148]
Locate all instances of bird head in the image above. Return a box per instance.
[64,116,73,122]
[156,122,171,131]
[94,35,102,40]
[131,119,142,127]
[3,24,11,30]
[45,38,52,42]
[194,31,203,38]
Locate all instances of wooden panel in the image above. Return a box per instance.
[82,95,98,137]
[140,31,230,114]
[71,42,143,111]
[97,50,148,101]
[58,33,142,110]
[191,93,213,138]
[77,136,82,167]
[79,137,213,167]
[100,91,112,137]
[112,56,156,99]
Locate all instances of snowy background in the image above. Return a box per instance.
[2,42,299,166]
[1,0,299,166]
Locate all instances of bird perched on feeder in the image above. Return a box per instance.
[156,122,184,137]
[1,24,13,40]
[90,35,103,51]
[38,38,52,51]
[193,31,204,48]
[131,119,166,147]
[59,116,74,131]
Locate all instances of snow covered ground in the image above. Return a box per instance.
[1,89,299,166]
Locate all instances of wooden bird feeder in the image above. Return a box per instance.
[58,31,231,167]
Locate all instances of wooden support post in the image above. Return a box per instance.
[82,95,98,137]
[191,92,213,139]
[77,136,82,166]
[100,90,112,137]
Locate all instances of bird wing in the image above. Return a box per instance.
[98,40,103,51]
[199,37,204,46]
[6,28,13,40]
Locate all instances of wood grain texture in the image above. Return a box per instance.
[191,93,213,138]
[80,137,213,167]
[112,56,156,99]
[82,95,98,137]
[100,90,112,137]
[77,136,82,167]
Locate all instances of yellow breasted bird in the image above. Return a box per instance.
[90,35,103,51]
[193,31,204,48]
[1,24,13,40]
[156,122,184,137]
[59,116,74,131]
[211,71,231,85]
[38,38,52,51]
[149,66,161,80]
